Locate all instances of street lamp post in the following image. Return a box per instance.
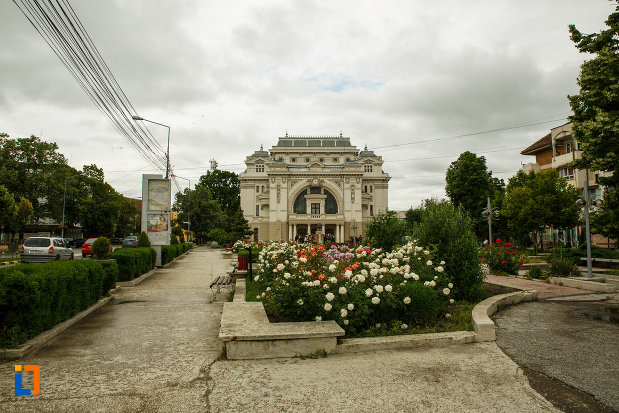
[132,115,171,179]
[575,169,602,279]
[175,176,192,239]
[481,197,500,244]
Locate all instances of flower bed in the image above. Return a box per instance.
[251,241,456,335]
[479,239,523,276]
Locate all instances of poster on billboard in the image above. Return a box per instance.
[147,212,170,245]
[148,179,171,210]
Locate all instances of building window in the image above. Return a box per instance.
[364,165,373,172]
[261,185,265,192]
[293,190,307,214]
[370,205,374,216]
[370,185,373,193]
[305,157,310,163]
[566,143,572,153]
[256,205,260,216]
[333,157,338,162]
[311,203,320,215]
[325,189,338,214]
[559,167,574,180]
[364,185,367,193]
[256,186,259,193]
[256,164,265,172]
[291,157,296,162]
[319,157,324,163]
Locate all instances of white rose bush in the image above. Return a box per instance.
[252,241,455,335]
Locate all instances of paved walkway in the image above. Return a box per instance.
[0,249,577,412]
[0,247,229,412]
[495,300,619,412]
[485,274,592,299]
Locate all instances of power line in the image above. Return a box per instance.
[370,117,567,152]
[13,0,168,173]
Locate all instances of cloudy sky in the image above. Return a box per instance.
[0,0,614,210]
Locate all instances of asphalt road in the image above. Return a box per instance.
[495,299,619,412]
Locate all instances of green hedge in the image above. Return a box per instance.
[108,247,156,281]
[161,243,193,264]
[551,247,619,260]
[237,248,261,261]
[0,260,117,348]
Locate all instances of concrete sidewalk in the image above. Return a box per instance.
[0,247,226,412]
[208,342,557,412]
[485,274,593,299]
[0,249,563,412]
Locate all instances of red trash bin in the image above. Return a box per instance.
[238,256,248,270]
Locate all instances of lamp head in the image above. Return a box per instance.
[132,115,144,120]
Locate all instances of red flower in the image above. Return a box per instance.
[496,238,502,243]
[481,257,485,261]
[266,296,270,299]
[501,260,507,264]
[520,260,524,265]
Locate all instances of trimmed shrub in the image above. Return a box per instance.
[0,260,109,348]
[108,247,156,281]
[170,234,179,245]
[526,266,546,279]
[99,259,119,292]
[414,201,483,300]
[137,231,151,247]
[210,241,220,249]
[92,236,111,260]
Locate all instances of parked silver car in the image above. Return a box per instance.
[20,237,74,263]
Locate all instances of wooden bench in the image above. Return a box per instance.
[210,275,234,298]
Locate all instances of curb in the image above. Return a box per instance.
[0,295,112,360]
[549,277,615,293]
[116,269,156,287]
[335,331,475,354]
[0,260,19,266]
[471,290,538,342]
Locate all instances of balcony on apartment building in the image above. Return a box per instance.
[552,149,581,169]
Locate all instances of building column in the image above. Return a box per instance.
[288,225,293,241]
[293,224,297,239]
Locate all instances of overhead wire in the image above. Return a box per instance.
[13,0,168,173]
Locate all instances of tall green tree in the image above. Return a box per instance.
[0,185,18,235]
[197,170,240,212]
[115,197,140,237]
[174,185,225,242]
[78,167,122,236]
[569,6,619,241]
[502,170,581,252]
[445,151,505,237]
[0,133,68,222]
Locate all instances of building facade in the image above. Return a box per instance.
[239,134,390,242]
[521,122,613,247]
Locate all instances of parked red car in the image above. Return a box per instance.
[81,238,113,258]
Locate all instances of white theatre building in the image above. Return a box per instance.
[239,134,391,242]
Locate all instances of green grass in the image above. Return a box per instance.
[245,276,263,302]
[0,256,20,263]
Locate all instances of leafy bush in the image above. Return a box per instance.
[0,260,111,347]
[170,234,179,245]
[237,248,261,261]
[92,236,111,260]
[547,256,581,277]
[137,231,151,248]
[413,201,483,300]
[479,239,523,276]
[161,244,184,264]
[208,228,228,245]
[108,247,156,281]
[365,210,405,252]
[210,241,220,249]
[552,247,619,260]
[99,260,119,291]
[526,266,546,280]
